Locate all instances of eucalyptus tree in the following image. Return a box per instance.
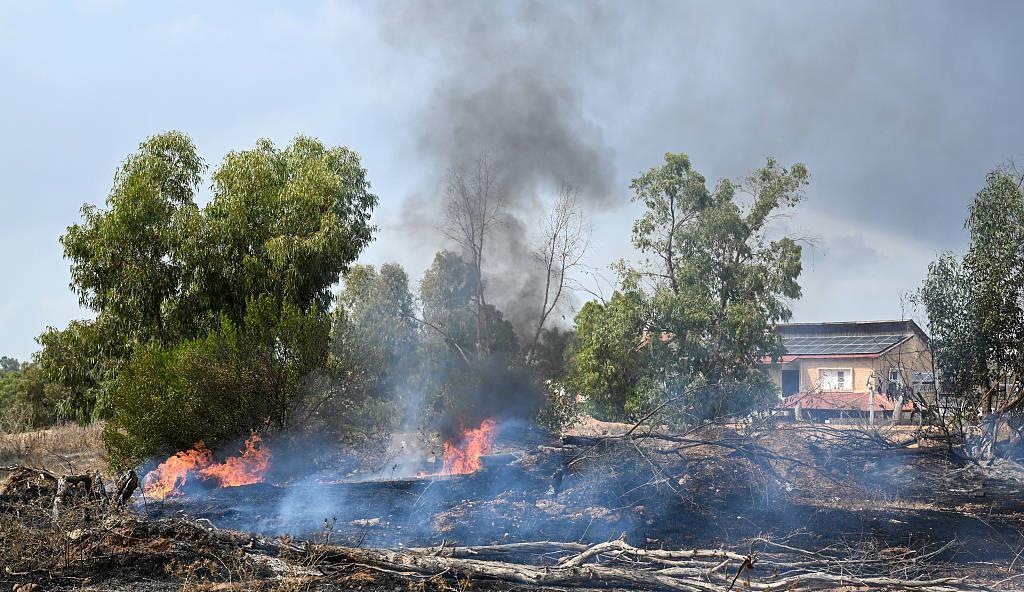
[419,250,518,359]
[331,263,419,418]
[41,131,378,428]
[921,167,1024,416]
[570,153,808,422]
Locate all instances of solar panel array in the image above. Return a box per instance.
[781,334,906,355]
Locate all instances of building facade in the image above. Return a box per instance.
[765,320,934,422]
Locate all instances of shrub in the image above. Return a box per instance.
[536,380,582,434]
[103,296,330,469]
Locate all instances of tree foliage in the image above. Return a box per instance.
[201,137,377,323]
[39,132,377,430]
[921,168,1024,414]
[34,319,125,423]
[330,263,419,426]
[0,360,63,432]
[566,291,648,419]
[0,357,20,375]
[569,153,808,422]
[419,251,518,358]
[61,132,204,346]
[531,326,576,383]
[104,296,331,469]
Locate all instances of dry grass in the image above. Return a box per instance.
[0,422,107,474]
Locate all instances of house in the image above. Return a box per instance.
[765,320,935,423]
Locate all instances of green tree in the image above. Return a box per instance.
[34,319,125,423]
[410,251,523,429]
[199,136,377,323]
[0,357,20,374]
[61,132,204,346]
[569,153,808,422]
[531,326,575,383]
[330,263,419,424]
[921,168,1024,415]
[566,291,648,419]
[0,362,63,431]
[419,251,518,358]
[42,132,378,425]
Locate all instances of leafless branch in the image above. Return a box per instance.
[526,185,589,365]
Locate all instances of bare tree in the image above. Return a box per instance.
[442,155,505,355]
[526,186,588,366]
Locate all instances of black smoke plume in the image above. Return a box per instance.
[436,353,545,443]
[380,1,622,339]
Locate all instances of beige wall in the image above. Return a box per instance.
[768,335,934,395]
[797,358,872,392]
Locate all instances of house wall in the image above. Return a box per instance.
[877,334,935,402]
[798,358,874,392]
[767,335,934,396]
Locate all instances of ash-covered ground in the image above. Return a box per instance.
[142,422,1024,558]
[4,421,1024,591]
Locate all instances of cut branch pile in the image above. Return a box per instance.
[284,537,988,592]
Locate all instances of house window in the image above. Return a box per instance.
[887,368,902,396]
[818,368,851,391]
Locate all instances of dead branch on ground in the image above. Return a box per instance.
[301,537,990,592]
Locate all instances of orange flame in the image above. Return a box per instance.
[440,418,497,475]
[142,435,270,500]
[199,434,271,487]
[141,442,213,500]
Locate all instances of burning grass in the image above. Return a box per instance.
[143,435,272,499]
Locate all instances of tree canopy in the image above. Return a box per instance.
[27,131,378,464]
[38,132,378,428]
[569,153,808,421]
[921,167,1024,414]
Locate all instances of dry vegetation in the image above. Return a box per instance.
[0,423,106,475]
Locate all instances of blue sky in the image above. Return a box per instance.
[2,1,1023,360]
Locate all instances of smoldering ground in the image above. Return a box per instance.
[132,422,1024,568]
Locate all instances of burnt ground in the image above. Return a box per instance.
[3,424,1024,590]
[142,425,1024,559]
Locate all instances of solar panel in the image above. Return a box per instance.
[780,333,905,355]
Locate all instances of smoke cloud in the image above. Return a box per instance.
[380,0,621,339]
[435,354,545,443]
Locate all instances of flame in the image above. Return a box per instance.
[142,434,271,500]
[141,442,213,500]
[199,434,271,487]
[440,418,497,475]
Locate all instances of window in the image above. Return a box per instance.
[887,367,902,396]
[818,368,851,391]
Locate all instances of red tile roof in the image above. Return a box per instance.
[782,391,914,412]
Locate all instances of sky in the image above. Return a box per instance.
[1,1,1023,361]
